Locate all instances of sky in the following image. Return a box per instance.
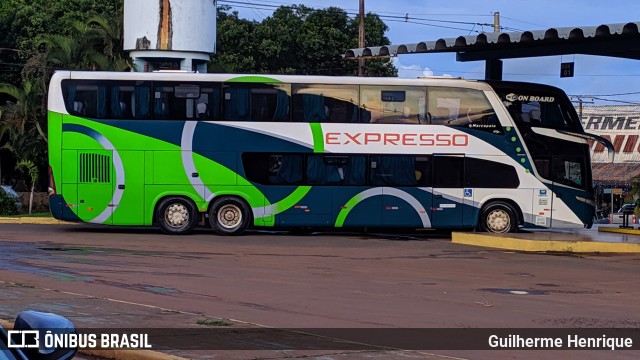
[220,0,640,105]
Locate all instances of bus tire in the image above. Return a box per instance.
[209,196,251,236]
[479,201,518,233]
[156,197,198,235]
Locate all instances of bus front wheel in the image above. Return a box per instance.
[209,197,251,236]
[480,202,518,233]
[157,197,198,235]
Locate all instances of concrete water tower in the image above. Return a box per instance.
[123,0,216,72]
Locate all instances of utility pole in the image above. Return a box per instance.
[358,0,365,76]
[493,12,500,32]
[570,96,594,120]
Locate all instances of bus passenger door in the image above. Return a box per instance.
[77,150,113,225]
[430,155,464,228]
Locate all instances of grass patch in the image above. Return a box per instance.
[6,212,52,218]
[196,319,232,327]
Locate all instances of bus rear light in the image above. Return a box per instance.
[48,165,57,197]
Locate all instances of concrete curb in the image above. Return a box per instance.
[598,226,640,235]
[452,232,640,253]
[0,319,187,360]
[0,217,76,225]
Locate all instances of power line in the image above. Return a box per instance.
[580,91,640,97]
[240,0,267,20]
[221,0,493,18]
[219,1,489,30]
[220,1,534,37]
[386,19,480,33]
[500,15,547,29]
[589,97,640,105]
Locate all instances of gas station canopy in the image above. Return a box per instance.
[344,21,640,80]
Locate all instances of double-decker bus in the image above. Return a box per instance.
[47,71,612,235]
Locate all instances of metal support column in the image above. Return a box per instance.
[485,59,503,81]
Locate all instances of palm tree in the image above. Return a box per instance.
[0,119,10,184]
[27,15,131,75]
[0,79,45,140]
[84,15,131,71]
[15,159,39,214]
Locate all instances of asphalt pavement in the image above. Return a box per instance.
[1,222,639,359]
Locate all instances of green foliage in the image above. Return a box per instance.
[0,79,48,174]
[631,177,640,216]
[0,0,128,183]
[15,159,39,189]
[211,5,397,76]
[210,7,258,73]
[0,79,45,139]
[0,189,18,215]
[0,0,121,53]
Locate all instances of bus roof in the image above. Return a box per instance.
[49,70,492,90]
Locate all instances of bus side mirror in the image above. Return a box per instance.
[13,310,78,360]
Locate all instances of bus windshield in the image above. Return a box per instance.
[488,81,591,191]
[490,82,583,132]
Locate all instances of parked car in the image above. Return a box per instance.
[610,203,636,225]
[593,209,610,224]
[0,185,23,214]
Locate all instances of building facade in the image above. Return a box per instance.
[581,105,640,211]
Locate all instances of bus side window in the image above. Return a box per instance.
[305,155,367,186]
[132,83,151,119]
[361,86,426,124]
[343,156,366,185]
[62,81,101,118]
[293,84,358,123]
[370,155,418,186]
[428,87,500,133]
[276,154,303,184]
[306,155,342,185]
[224,84,290,122]
[432,156,464,188]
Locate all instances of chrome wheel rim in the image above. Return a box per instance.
[487,209,510,233]
[218,204,242,229]
[165,203,189,228]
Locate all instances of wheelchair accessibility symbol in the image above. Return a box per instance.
[464,188,473,197]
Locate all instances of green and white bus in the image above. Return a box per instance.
[47,71,612,235]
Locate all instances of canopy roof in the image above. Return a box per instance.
[344,21,640,62]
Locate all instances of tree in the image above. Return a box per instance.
[349,13,398,77]
[209,6,258,73]
[630,177,640,216]
[0,0,125,190]
[0,80,47,192]
[15,159,38,214]
[0,79,45,141]
[212,5,397,76]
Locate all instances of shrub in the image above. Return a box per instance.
[0,190,18,215]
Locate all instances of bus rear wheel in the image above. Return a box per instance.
[209,196,251,236]
[157,197,197,235]
[480,201,518,233]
